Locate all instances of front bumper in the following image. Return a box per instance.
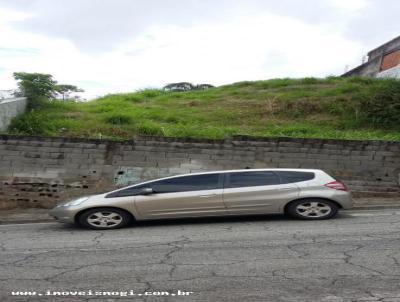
[49,206,77,224]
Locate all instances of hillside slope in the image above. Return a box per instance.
[6,77,400,141]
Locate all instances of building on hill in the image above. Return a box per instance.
[343,35,400,78]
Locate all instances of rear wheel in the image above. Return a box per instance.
[78,208,133,230]
[286,199,338,220]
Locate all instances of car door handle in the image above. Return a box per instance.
[199,194,217,198]
[278,187,293,191]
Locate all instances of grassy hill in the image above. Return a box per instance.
[6,77,400,141]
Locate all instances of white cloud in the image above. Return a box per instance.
[115,14,363,86]
[0,7,31,22]
[328,0,370,12]
[0,1,388,100]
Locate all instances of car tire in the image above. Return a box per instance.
[286,198,338,220]
[78,207,133,230]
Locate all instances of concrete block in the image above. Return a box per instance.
[180,163,204,169]
[65,154,89,160]
[118,161,156,167]
[279,153,309,158]
[276,147,305,153]
[211,154,233,160]
[145,151,166,158]
[168,168,191,175]
[277,162,301,168]
[88,153,106,159]
[122,150,147,157]
[90,158,106,165]
[12,172,37,178]
[188,153,211,160]
[307,154,331,160]
[166,152,189,158]
[122,155,146,162]
[201,149,230,155]
[384,155,400,162]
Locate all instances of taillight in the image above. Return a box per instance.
[324,180,348,191]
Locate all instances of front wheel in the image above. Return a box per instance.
[286,199,339,220]
[78,208,133,230]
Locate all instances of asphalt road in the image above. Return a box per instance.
[1,209,400,302]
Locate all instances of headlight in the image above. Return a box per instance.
[61,197,89,207]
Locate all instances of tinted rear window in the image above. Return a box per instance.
[226,171,280,188]
[276,171,315,184]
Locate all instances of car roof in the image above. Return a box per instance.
[111,168,323,192]
[179,168,321,175]
[170,168,322,177]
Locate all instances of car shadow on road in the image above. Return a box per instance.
[134,211,354,228]
[51,211,354,231]
[134,213,290,227]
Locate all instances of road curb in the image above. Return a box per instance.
[0,218,56,225]
[351,205,400,210]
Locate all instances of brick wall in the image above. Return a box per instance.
[0,135,399,209]
[380,49,400,71]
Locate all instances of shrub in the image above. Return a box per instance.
[8,112,53,135]
[136,122,164,135]
[104,114,132,125]
[123,95,143,103]
[164,116,180,123]
[300,77,321,85]
[348,77,374,85]
[137,89,164,97]
[359,79,400,127]
[280,100,324,117]
[27,96,51,110]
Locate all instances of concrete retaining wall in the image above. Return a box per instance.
[0,98,27,131]
[0,135,399,209]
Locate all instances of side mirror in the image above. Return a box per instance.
[140,188,154,195]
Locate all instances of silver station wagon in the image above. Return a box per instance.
[49,169,353,230]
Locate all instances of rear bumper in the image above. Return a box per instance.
[332,192,354,209]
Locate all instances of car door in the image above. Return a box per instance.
[223,171,299,214]
[134,173,227,219]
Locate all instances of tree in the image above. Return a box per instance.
[13,72,58,99]
[163,82,214,92]
[194,84,214,90]
[55,84,84,100]
[12,72,83,107]
[163,82,195,92]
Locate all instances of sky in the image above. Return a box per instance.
[0,0,399,100]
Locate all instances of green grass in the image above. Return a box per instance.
[6,77,400,141]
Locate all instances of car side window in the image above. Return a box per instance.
[151,174,221,193]
[107,174,222,197]
[276,171,315,184]
[226,171,280,188]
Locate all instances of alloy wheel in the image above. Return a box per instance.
[86,211,123,228]
[295,201,332,218]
